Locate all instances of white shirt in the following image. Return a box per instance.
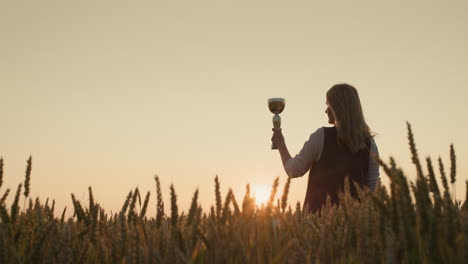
[284,127,381,191]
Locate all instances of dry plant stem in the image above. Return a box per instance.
[155,175,164,227]
[170,184,178,227]
[450,144,457,201]
[215,176,222,219]
[24,156,32,198]
[0,157,3,189]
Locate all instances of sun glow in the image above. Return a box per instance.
[252,184,271,206]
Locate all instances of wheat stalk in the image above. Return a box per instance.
[426,157,440,197]
[449,144,457,200]
[438,157,450,199]
[0,157,3,189]
[170,184,178,227]
[187,189,199,226]
[215,175,222,219]
[281,177,291,213]
[139,191,150,219]
[155,175,164,227]
[10,183,22,223]
[23,156,32,198]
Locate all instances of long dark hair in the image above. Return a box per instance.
[326,83,373,152]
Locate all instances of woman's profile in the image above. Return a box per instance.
[271,83,380,213]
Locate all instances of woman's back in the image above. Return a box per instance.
[304,126,370,213]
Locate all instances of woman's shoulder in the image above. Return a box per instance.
[308,127,326,142]
[311,126,324,135]
[314,126,335,133]
[369,136,379,152]
[315,126,337,137]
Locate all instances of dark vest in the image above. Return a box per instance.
[303,127,370,213]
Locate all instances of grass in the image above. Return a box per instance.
[0,122,466,263]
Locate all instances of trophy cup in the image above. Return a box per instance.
[268,98,286,149]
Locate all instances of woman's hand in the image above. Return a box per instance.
[271,128,285,148]
[271,128,292,168]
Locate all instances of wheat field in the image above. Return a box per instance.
[0,122,467,263]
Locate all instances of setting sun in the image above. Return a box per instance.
[252,184,271,206]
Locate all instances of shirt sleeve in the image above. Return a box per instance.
[284,127,324,178]
[367,137,381,191]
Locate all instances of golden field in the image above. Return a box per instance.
[0,123,466,264]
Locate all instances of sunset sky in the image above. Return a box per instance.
[1,1,467,216]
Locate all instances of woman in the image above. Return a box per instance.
[271,83,380,213]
